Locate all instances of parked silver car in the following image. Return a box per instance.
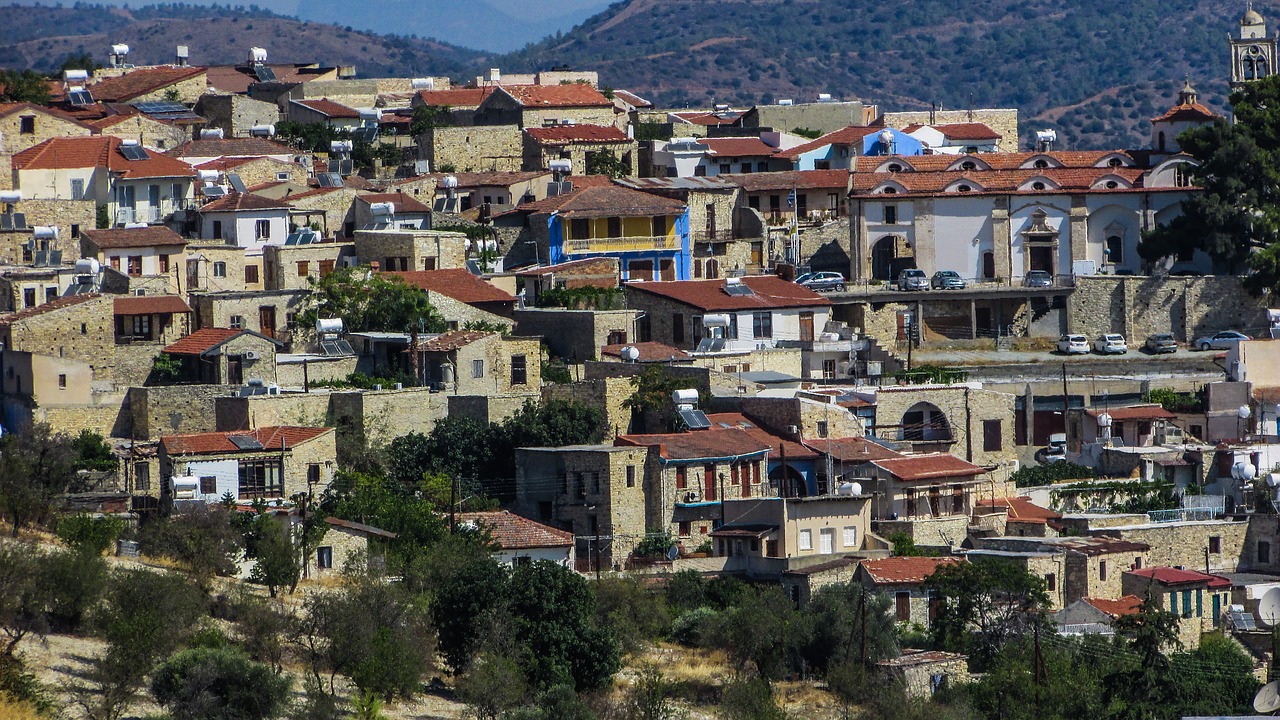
[897,268,928,291]
[1193,330,1251,351]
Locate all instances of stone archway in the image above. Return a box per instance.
[872,235,914,281]
[901,402,952,442]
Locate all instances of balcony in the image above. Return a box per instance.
[692,229,739,243]
[565,234,679,254]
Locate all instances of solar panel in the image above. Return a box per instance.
[679,409,712,430]
[320,339,355,357]
[352,126,377,143]
[709,337,726,351]
[253,64,277,82]
[68,90,94,106]
[724,283,754,296]
[11,213,25,230]
[202,186,226,198]
[227,173,247,193]
[134,101,188,114]
[316,172,343,188]
[228,435,264,451]
[1231,611,1258,631]
[119,145,149,161]
[695,338,714,353]
[0,215,11,232]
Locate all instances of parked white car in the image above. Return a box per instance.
[1056,334,1089,354]
[1093,333,1128,354]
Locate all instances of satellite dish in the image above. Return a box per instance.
[1255,681,1280,713]
[1240,405,1254,419]
[666,545,680,562]
[1260,588,1280,628]
[1269,473,1280,488]
[1097,412,1113,428]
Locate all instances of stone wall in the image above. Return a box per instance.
[263,243,353,292]
[1,199,96,263]
[1096,519,1248,574]
[276,356,358,387]
[448,392,540,424]
[129,384,230,439]
[421,125,523,173]
[94,114,189,153]
[514,308,638,362]
[353,229,468,271]
[874,515,971,550]
[1,294,115,379]
[430,292,512,330]
[542,376,636,439]
[879,109,1020,152]
[1068,275,1271,342]
[739,396,863,439]
[283,188,364,239]
[0,108,93,155]
[194,95,282,138]
[523,137,638,176]
[872,385,1018,471]
[191,290,308,346]
[798,217,852,275]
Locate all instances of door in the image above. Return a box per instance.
[705,203,716,239]
[983,251,996,279]
[704,464,716,501]
[258,306,276,338]
[1029,245,1054,273]
[659,259,675,281]
[896,592,911,622]
[227,356,243,385]
[148,184,160,214]
[751,242,764,266]
[628,259,653,281]
[819,528,834,555]
[799,311,815,342]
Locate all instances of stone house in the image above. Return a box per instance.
[614,427,772,542]
[0,102,95,156]
[0,197,96,262]
[410,87,496,124]
[113,294,192,348]
[712,493,874,579]
[194,156,309,190]
[386,269,517,324]
[193,94,282,139]
[512,444,651,568]
[12,136,196,227]
[522,124,638,176]
[1093,517,1251,574]
[166,137,298,167]
[1052,595,1142,636]
[87,112,190,153]
[417,125,525,174]
[0,292,116,380]
[262,242,350,292]
[196,192,291,251]
[158,425,336,504]
[353,193,433,231]
[1121,567,1234,648]
[771,126,881,171]
[286,99,362,130]
[353,228,468,271]
[443,170,553,209]
[86,65,208,105]
[727,169,850,229]
[0,265,85,311]
[877,650,971,700]
[190,289,309,344]
[867,453,989,549]
[779,557,862,608]
[274,187,364,239]
[306,517,396,578]
[475,84,618,130]
[963,548,1069,610]
[1065,404,1184,477]
[515,307,638,362]
[856,556,964,627]
[81,226,188,295]
[511,257,620,306]
[405,330,541,394]
[162,327,282,385]
[856,383,1019,472]
[456,510,575,567]
[183,242,253,294]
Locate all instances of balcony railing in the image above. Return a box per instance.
[693,229,738,243]
[565,235,678,254]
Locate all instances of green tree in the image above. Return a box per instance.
[0,69,50,104]
[800,581,898,673]
[625,366,705,432]
[0,423,78,536]
[248,514,299,598]
[924,558,1050,667]
[321,470,448,569]
[456,653,527,720]
[431,554,509,673]
[594,575,671,655]
[299,265,446,335]
[506,561,619,691]
[39,546,108,632]
[710,585,799,681]
[71,430,117,473]
[136,505,243,580]
[57,52,98,74]
[410,104,452,135]
[720,677,788,720]
[1172,633,1260,716]
[505,684,597,720]
[1103,594,1180,720]
[0,543,43,658]
[150,647,290,720]
[585,150,629,179]
[55,513,125,555]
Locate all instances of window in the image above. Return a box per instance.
[884,204,897,224]
[71,224,80,239]
[245,265,259,284]
[1046,573,1057,592]
[70,178,85,200]
[19,116,34,134]
[238,459,283,498]
[1209,536,1221,554]
[570,218,590,240]
[1031,181,1046,190]
[159,254,170,274]
[1106,236,1123,264]
[45,287,55,303]
[510,354,527,385]
[799,529,813,551]
[672,313,684,344]
[983,420,1002,452]
[213,261,227,277]
[212,220,223,240]
[1260,541,1272,564]
[1174,164,1192,188]
[22,288,35,308]
[652,215,667,236]
[308,463,321,486]
[1181,589,1193,618]
[626,465,636,488]
[131,315,151,338]
[1134,556,1143,570]
[607,217,622,237]
[255,219,271,240]
[678,521,691,537]
[822,358,837,379]
[676,466,687,490]
[843,526,857,548]
[127,256,142,276]
[80,323,87,335]
[817,420,828,438]
[1033,159,1049,169]
[1099,560,1108,581]
[819,528,835,554]
[57,374,67,388]
[297,261,310,276]
[229,315,244,329]
[200,476,216,495]
[317,547,333,570]
[718,163,731,174]
[752,311,772,338]
[276,172,291,182]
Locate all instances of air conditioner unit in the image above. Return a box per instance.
[243,350,261,361]
[684,491,701,503]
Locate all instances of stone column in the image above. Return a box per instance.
[992,197,1011,285]
[1070,195,1089,266]
[849,199,866,282]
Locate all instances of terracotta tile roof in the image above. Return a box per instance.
[1084,404,1178,421]
[456,510,573,549]
[384,269,516,304]
[356,192,433,214]
[613,89,652,108]
[205,64,334,94]
[615,427,771,461]
[512,257,618,276]
[1128,567,1232,588]
[775,126,880,159]
[168,137,296,160]
[725,169,849,192]
[975,496,1061,523]
[803,437,904,463]
[520,184,685,219]
[859,556,963,585]
[701,137,779,157]
[1084,595,1143,619]
[871,453,987,481]
[0,293,102,326]
[87,66,206,102]
[601,341,691,363]
[199,191,291,212]
[526,124,630,144]
[1052,536,1150,556]
[902,122,1002,140]
[413,330,494,352]
[415,87,495,107]
[113,295,192,315]
[82,226,188,250]
[498,84,612,108]
[782,556,858,576]
[859,150,1138,173]
[161,426,333,456]
[671,110,744,126]
[325,517,397,539]
[163,327,278,356]
[849,165,1148,197]
[292,98,360,118]
[562,174,617,189]
[85,111,171,130]
[626,275,830,312]
[1152,102,1221,123]
[0,101,96,129]
[706,412,817,459]
[13,136,195,178]
[192,156,264,172]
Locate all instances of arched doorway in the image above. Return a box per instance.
[769,464,808,498]
[901,402,952,442]
[872,235,913,281]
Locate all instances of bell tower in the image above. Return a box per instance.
[1232,2,1278,86]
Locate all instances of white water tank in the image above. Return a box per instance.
[837,481,862,496]
[672,388,699,405]
[249,124,275,137]
[200,128,225,140]
[620,345,640,362]
[63,68,89,82]
[441,175,459,189]
[32,226,59,240]
[111,44,130,56]
[330,140,353,153]
[249,47,268,64]
[369,202,395,217]
[0,190,22,204]
[315,318,344,335]
[75,258,101,275]
[411,77,435,90]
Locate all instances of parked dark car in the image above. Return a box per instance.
[1144,333,1178,354]
[1024,270,1053,287]
[931,270,966,290]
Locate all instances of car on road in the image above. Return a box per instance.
[1024,270,1053,287]
[798,271,846,292]
[931,270,966,290]
[897,268,929,291]
[1194,330,1251,351]
[1093,333,1128,354]
[1144,333,1178,354]
[1056,334,1089,354]
[1035,433,1068,463]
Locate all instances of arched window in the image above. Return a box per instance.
[961,160,976,171]
[902,402,951,442]
[957,184,972,193]
[887,163,903,173]
[1174,164,1192,187]
[1106,235,1124,264]
[1034,159,1049,169]
[1105,180,1119,189]
[1108,157,1123,168]
[1158,131,1166,151]
[881,186,898,194]
[1031,181,1046,191]
[704,258,720,279]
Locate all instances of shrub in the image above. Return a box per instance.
[135,507,242,578]
[670,607,718,647]
[55,514,125,555]
[633,531,676,559]
[1012,461,1095,488]
[151,647,290,720]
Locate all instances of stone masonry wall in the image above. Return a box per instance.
[422,125,523,173]
[1096,520,1248,574]
[2,199,97,263]
[129,384,230,439]
[543,377,635,439]
[879,109,1020,152]
[3,294,115,379]
[1068,275,1271,342]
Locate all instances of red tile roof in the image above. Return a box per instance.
[498,84,612,108]
[356,192,433,214]
[975,496,1062,523]
[520,184,685,219]
[601,341,691,363]
[292,98,360,118]
[87,66,206,102]
[725,169,849,192]
[671,110,744,126]
[415,87,495,107]
[113,295,192,315]
[902,122,1002,140]
[849,165,1147,197]
[413,330,494,352]
[0,101,95,130]
[526,124,630,144]
[626,275,830,312]
[0,294,102,326]
[615,427,772,461]
[199,191,291,212]
[384,269,516,304]
[162,426,333,456]
[775,126,880,159]
[1085,404,1178,421]
[1084,595,1143,619]
[1152,102,1221,123]
[168,137,296,160]
[701,137,779,157]
[1128,567,1231,588]
[456,510,573,549]
[871,454,987,481]
[13,136,195,178]
[706,412,817,460]
[82,226,188,249]
[163,327,275,356]
[205,64,334,94]
[858,150,1137,173]
[803,437,904,463]
[859,556,963,585]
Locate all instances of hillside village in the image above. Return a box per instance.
[4,4,1280,720]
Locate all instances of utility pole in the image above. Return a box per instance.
[449,476,457,534]
[859,595,868,666]
[1061,362,1069,434]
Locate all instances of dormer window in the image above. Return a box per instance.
[1108,157,1123,168]
[1105,180,1119,189]
[957,184,972,193]
[1032,181,1046,191]
[961,160,976,171]
[881,187,898,194]
[887,163,903,173]
[1033,159,1049,169]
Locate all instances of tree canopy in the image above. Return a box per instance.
[299,266,446,335]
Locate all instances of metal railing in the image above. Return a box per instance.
[832,273,1076,294]
[565,235,678,253]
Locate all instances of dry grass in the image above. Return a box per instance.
[0,695,46,720]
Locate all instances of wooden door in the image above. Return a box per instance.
[896,592,910,622]
[704,464,716,501]
[227,356,243,385]
[659,259,676,281]
[258,306,276,338]
[799,311,815,341]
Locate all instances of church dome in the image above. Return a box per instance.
[1244,6,1266,26]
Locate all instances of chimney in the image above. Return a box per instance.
[176,45,189,67]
